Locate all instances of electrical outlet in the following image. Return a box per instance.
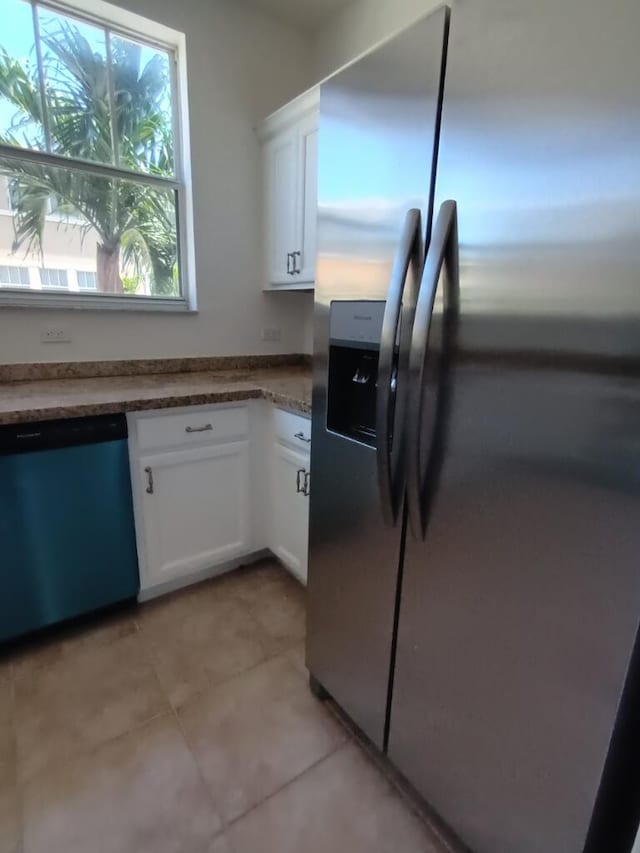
[261,327,282,342]
[41,326,71,344]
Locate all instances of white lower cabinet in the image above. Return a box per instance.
[138,442,251,590]
[270,443,310,584]
[129,403,253,598]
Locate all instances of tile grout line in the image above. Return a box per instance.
[130,572,327,846]
[133,607,236,829]
[134,575,306,717]
[13,621,172,791]
[208,738,351,844]
[327,704,459,853]
[166,695,225,830]
[16,708,175,790]
[157,636,315,832]
[8,563,308,850]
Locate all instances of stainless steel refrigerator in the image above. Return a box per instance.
[306,0,640,851]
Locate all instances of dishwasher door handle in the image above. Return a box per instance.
[144,466,154,494]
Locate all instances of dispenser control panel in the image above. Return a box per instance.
[329,300,385,348]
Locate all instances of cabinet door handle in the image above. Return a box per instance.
[185,423,213,433]
[303,470,311,497]
[145,466,154,494]
[294,431,311,444]
[292,251,301,274]
[296,468,305,493]
[286,252,293,275]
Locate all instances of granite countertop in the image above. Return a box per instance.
[0,365,312,426]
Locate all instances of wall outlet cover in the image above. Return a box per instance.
[41,327,71,343]
[261,327,282,342]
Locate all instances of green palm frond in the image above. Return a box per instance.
[0,15,178,295]
[0,49,45,148]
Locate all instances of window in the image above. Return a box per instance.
[76,270,97,290]
[40,268,69,288]
[0,265,30,286]
[0,0,191,307]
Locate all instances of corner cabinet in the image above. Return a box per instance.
[268,407,311,584]
[259,88,318,291]
[127,400,311,599]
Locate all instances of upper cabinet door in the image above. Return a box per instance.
[294,112,318,285]
[264,130,298,286]
[259,89,318,291]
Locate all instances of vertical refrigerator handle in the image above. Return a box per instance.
[377,208,422,527]
[406,200,458,539]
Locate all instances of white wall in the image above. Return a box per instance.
[313,0,442,79]
[0,0,314,364]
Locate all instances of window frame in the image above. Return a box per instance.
[0,0,197,312]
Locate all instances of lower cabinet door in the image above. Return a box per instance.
[139,441,251,589]
[271,443,309,583]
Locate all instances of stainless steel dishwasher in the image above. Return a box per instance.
[0,414,140,643]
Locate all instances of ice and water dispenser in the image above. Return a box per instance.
[327,300,395,448]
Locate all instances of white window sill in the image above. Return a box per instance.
[0,290,197,313]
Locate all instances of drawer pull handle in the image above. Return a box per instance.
[294,431,311,444]
[145,466,154,495]
[186,424,213,433]
[296,468,306,493]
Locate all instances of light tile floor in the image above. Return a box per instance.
[0,559,447,853]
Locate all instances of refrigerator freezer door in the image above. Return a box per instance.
[389,0,640,851]
[306,6,448,749]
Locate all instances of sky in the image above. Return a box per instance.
[0,0,171,154]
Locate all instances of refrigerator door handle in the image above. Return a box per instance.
[376,207,422,527]
[406,200,458,539]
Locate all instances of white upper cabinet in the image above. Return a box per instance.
[296,111,318,285]
[259,88,319,291]
[264,130,299,286]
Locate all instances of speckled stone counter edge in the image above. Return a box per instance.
[0,353,311,384]
[0,387,311,426]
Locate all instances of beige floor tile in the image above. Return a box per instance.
[22,714,221,853]
[0,680,20,853]
[11,610,137,681]
[208,834,232,853]
[178,654,346,824]
[138,588,269,708]
[284,642,307,677]
[0,783,20,853]
[0,655,11,684]
[211,562,284,605]
[241,571,306,654]
[0,680,14,769]
[15,632,168,782]
[224,742,444,853]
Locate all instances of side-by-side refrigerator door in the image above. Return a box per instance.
[389,1,640,851]
[305,6,449,750]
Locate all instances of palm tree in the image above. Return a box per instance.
[0,17,177,294]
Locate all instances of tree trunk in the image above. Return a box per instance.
[96,243,123,293]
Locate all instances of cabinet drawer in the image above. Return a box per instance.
[136,405,249,451]
[273,407,311,451]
